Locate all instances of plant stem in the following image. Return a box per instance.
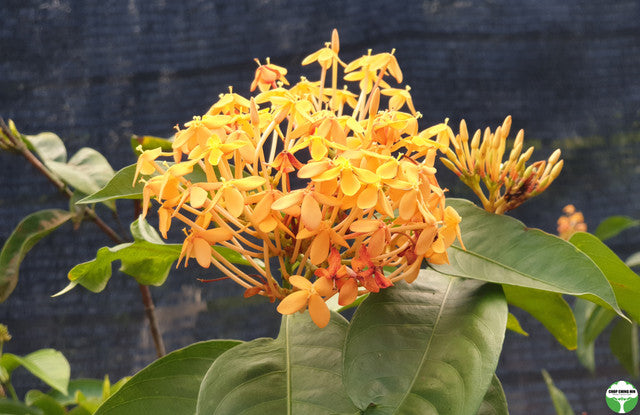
[5,382,18,400]
[0,118,166,358]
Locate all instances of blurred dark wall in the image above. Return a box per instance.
[1,1,640,413]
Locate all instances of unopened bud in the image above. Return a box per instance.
[439,157,463,177]
[331,28,340,53]
[501,115,512,140]
[549,159,564,181]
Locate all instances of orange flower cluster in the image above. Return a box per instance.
[134,30,463,328]
[441,117,564,214]
[557,204,587,240]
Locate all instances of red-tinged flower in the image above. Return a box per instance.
[276,275,335,328]
[250,58,289,92]
[271,151,304,174]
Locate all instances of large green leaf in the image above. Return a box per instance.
[433,199,621,316]
[47,378,105,406]
[475,374,508,415]
[569,232,640,323]
[343,271,507,415]
[503,286,576,349]
[541,370,575,415]
[0,349,70,395]
[196,311,359,415]
[574,298,615,373]
[24,132,67,163]
[0,209,73,302]
[77,165,144,205]
[96,340,239,415]
[594,216,640,242]
[46,148,115,196]
[24,390,65,415]
[610,319,639,377]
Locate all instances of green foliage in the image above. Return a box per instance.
[130,135,173,154]
[574,298,616,373]
[610,319,640,377]
[77,164,144,205]
[569,232,640,323]
[541,370,575,415]
[197,313,358,415]
[436,199,621,316]
[506,313,529,337]
[594,216,640,242]
[0,349,70,395]
[96,341,239,415]
[0,209,73,302]
[476,375,509,415]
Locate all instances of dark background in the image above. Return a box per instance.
[1,1,640,413]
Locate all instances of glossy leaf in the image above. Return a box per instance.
[77,165,144,205]
[574,298,615,373]
[196,311,359,415]
[610,319,639,377]
[503,286,576,349]
[24,132,67,163]
[569,232,640,323]
[476,374,508,415]
[506,313,529,337]
[46,148,115,196]
[594,216,640,242]
[0,349,70,395]
[96,340,239,415]
[626,252,640,268]
[542,370,575,415]
[0,209,73,302]
[65,241,182,293]
[433,199,621,316]
[343,271,507,415]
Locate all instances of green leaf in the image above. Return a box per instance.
[0,209,73,302]
[47,378,104,407]
[475,374,509,415]
[96,340,239,415]
[77,165,144,205]
[506,312,529,337]
[66,242,182,292]
[23,132,67,163]
[433,199,621,316]
[569,232,640,323]
[574,298,616,373]
[46,148,115,196]
[0,400,43,415]
[0,349,70,395]
[594,216,640,242]
[541,370,575,415]
[610,319,640,377]
[78,163,209,205]
[129,216,164,244]
[196,312,359,415]
[343,272,507,415]
[503,286,576,349]
[130,135,173,155]
[25,390,65,415]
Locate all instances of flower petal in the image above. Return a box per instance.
[310,230,331,265]
[223,187,245,217]
[308,294,331,328]
[289,275,313,290]
[340,169,360,196]
[338,279,358,306]
[277,290,310,315]
[192,237,211,268]
[301,193,322,230]
[190,186,208,209]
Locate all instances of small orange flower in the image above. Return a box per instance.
[250,58,289,92]
[276,275,335,328]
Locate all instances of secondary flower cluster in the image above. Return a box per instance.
[557,204,587,240]
[440,116,564,214]
[134,30,463,327]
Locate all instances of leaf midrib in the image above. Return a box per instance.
[392,278,454,414]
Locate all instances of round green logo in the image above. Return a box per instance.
[606,381,638,413]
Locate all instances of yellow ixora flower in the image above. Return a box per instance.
[134,29,467,328]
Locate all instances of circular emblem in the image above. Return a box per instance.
[606,381,638,413]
